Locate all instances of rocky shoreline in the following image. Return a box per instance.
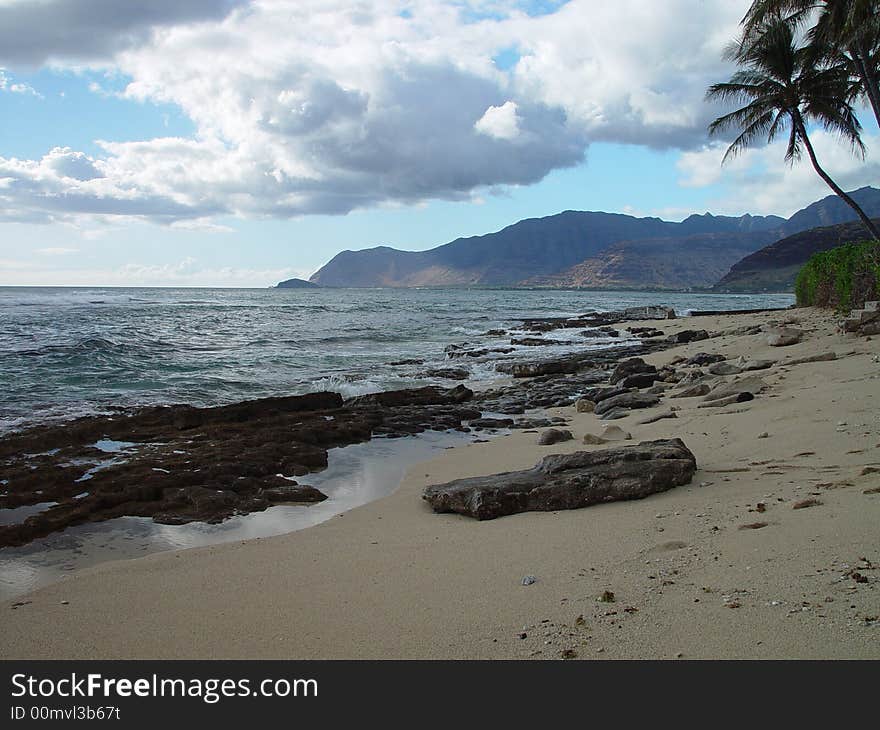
[0,304,782,548]
[4,304,879,660]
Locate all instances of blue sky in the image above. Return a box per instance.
[0,0,877,286]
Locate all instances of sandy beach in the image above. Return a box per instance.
[2,306,879,660]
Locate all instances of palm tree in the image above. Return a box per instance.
[741,0,880,127]
[707,18,880,240]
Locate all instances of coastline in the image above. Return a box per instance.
[2,306,879,659]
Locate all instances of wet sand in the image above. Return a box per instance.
[2,307,879,659]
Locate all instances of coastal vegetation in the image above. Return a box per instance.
[794,238,880,307]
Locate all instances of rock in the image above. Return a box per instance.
[738,358,775,371]
[708,362,742,376]
[580,328,618,338]
[593,392,660,416]
[599,409,630,420]
[623,305,676,320]
[575,398,596,413]
[758,431,769,439]
[620,372,658,389]
[702,376,768,402]
[609,358,657,385]
[627,326,665,338]
[484,329,507,337]
[0,385,489,547]
[667,330,709,344]
[698,392,754,408]
[766,326,803,347]
[422,439,697,520]
[511,418,555,429]
[468,417,515,430]
[637,410,677,425]
[262,484,328,503]
[348,385,473,407]
[687,352,725,366]
[423,367,470,380]
[583,385,632,404]
[784,351,837,365]
[521,575,537,586]
[600,425,631,441]
[583,434,609,445]
[538,428,573,445]
[511,337,549,347]
[671,383,711,398]
[502,359,580,378]
[859,320,880,336]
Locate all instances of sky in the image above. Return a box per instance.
[0,0,878,287]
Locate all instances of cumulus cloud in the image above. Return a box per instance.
[0,0,247,65]
[475,101,521,140]
[676,131,880,216]
[0,0,791,226]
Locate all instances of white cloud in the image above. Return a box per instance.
[475,101,521,140]
[0,256,304,287]
[676,131,880,216]
[0,0,247,65]
[35,247,79,255]
[0,0,814,227]
[0,68,40,96]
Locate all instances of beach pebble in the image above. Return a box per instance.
[600,424,631,441]
[575,398,595,413]
[766,326,803,347]
[521,575,537,586]
[538,429,573,445]
[582,433,608,445]
[758,431,769,438]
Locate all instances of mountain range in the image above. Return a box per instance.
[714,217,880,293]
[306,186,880,291]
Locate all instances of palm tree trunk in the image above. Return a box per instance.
[794,112,880,241]
[852,45,880,129]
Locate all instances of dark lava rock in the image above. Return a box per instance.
[667,329,710,344]
[422,367,470,380]
[593,392,661,416]
[468,417,515,430]
[446,346,516,359]
[581,385,632,404]
[497,359,581,378]
[620,372,658,389]
[346,385,472,408]
[0,386,482,547]
[609,357,657,385]
[511,337,550,347]
[687,352,725,366]
[537,428,573,445]
[261,483,328,504]
[422,439,697,520]
[627,327,665,338]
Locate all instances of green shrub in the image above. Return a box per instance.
[795,239,880,310]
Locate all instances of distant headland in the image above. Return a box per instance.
[276,278,322,289]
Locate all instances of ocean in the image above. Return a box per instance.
[0,286,795,436]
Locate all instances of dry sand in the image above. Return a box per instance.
[2,307,879,659]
